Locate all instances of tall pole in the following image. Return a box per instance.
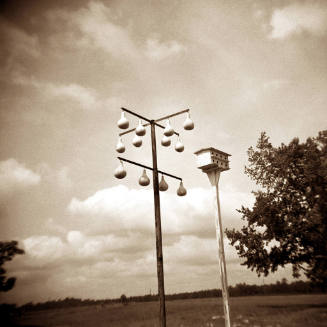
[117,107,192,327]
[150,120,166,327]
[206,169,231,327]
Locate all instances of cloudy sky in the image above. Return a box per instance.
[0,0,326,305]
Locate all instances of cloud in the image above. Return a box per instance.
[22,230,153,267]
[145,38,186,60]
[75,1,138,58]
[10,69,120,111]
[0,18,40,60]
[10,70,96,108]
[0,159,41,198]
[37,163,72,189]
[68,185,252,237]
[45,83,99,110]
[68,185,157,234]
[65,231,152,258]
[165,235,239,267]
[0,18,40,84]
[270,3,327,39]
[47,1,138,59]
[47,2,186,63]
[23,236,65,262]
[8,230,243,304]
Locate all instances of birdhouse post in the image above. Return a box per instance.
[194,147,231,327]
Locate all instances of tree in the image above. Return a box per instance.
[226,131,327,289]
[0,241,24,292]
[120,294,128,305]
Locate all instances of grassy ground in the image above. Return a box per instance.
[12,294,327,327]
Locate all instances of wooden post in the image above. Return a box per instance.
[206,169,231,327]
[150,121,166,327]
[117,108,191,327]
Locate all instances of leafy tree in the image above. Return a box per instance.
[226,131,327,289]
[0,241,24,292]
[120,294,128,305]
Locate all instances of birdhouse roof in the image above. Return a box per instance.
[194,147,231,157]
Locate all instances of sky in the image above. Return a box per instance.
[0,0,326,305]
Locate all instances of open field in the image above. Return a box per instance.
[12,294,327,327]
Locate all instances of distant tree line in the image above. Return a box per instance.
[18,279,323,312]
[228,279,318,297]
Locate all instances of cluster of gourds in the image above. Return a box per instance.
[114,111,194,196]
[116,116,146,151]
[116,112,194,153]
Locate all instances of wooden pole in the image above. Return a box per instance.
[206,169,231,327]
[150,120,166,327]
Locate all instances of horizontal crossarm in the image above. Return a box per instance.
[119,107,180,137]
[117,156,182,181]
[154,109,189,123]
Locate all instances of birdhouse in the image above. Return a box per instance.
[194,147,231,172]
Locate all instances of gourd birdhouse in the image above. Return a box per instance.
[194,148,230,172]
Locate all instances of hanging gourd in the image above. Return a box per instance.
[117,111,129,129]
[114,161,127,179]
[116,137,125,153]
[139,169,150,186]
[175,136,184,152]
[183,112,194,130]
[161,135,171,147]
[133,134,142,147]
[163,119,174,136]
[177,181,187,196]
[159,175,168,191]
[135,119,146,136]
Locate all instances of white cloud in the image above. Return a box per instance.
[17,231,240,301]
[165,235,239,267]
[66,230,84,247]
[10,71,97,110]
[22,230,153,266]
[9,70,117,111]
[45,83,99,110]
[68,185,252,236]
[76,2,138,58]
[145,38,186,60]
[23,236,65,262]
[0,159,41,198]
[68,185,155,233]
[270,3,327,39]
[37,163,73,189]
[35,231,136,264]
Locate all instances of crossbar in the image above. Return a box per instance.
[121,107,151,123]
[119,108,180,137]
[154,109,189,123]
[117,157,182,181]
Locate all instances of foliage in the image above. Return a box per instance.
[226,131,327,289]
[120,294,128,305]
[0,241,24,292]
[18,280,322,312]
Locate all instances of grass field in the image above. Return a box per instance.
[12,294,327,327]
